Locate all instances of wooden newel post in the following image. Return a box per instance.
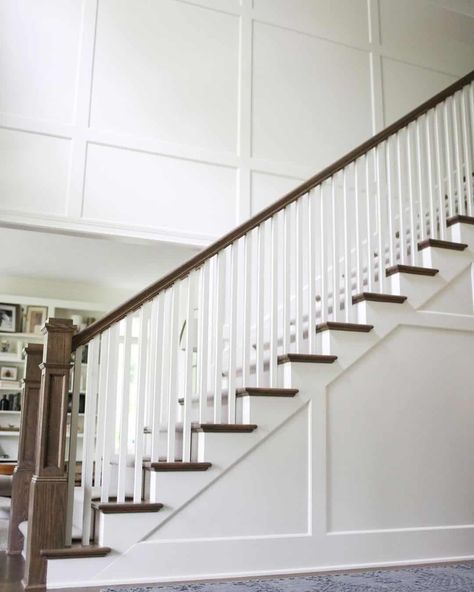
[23,319,75,592]
[7,344,44,555]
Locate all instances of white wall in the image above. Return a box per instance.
[0,0,473,247]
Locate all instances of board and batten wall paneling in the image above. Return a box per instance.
[0,0,473,246]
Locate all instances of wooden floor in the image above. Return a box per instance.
[0,552,24,592]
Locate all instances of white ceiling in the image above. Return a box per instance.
[0,226,199,293]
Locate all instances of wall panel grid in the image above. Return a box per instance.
[0,0,472,245]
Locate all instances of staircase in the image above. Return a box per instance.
[8,71,474,591]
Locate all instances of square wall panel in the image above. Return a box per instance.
[382,58,457,126]
[253,0,369,47]
[0,129,70,215]
[0,0,82,123]
[83,144,236,237]
[380,0,474,75]
[252,22,372,169]
[90,0,239,154]
[251,171,303,214]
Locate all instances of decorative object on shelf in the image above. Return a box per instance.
[0,340,10,353]
[0,303,20,333]
[0,395,10,411]
[0,366,18,381]
[25,305,48,334]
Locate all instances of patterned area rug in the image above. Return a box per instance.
[103,562,474,592]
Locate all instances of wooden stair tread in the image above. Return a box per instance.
[236,387,298,397]
[447,215,474,226]
[386,264,439,277]
[352,292,407,304]
[316,322,374,333]
[145,462,211,471]
[192,423,257,433]
[418,238,468,251]
[41,546,111,559]
[91,502,163,514]
[277,354,337,364]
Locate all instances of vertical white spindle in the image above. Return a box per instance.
[213,252,225,421]
[295,200,304,348]
[269,216,279,382]
[342,168,351,318]
[307,192,316,351]
[375,145,385,291]
[365,154,374,288]
[228,243,239,417]
[100,323,119,502]
[416,118,427,242]
[134,303,151,500]
[94,330,109,489]
[117,315,133,502]
[319,183,328,323]
[167,287,180,460]
[331,177,340,320]
[255,223,265,385]
[150,294,165,461]
[444,98,455,217]
[354,161,363,293]
[452,92,465,215]
[283,208,291,351]
[81,336,100,545]
[182,274,196,460]
[434,104,447,239]
[396,132,407,261]
[461,86,473,216]
[406,125,417,265]
[386,140,396,267]
[242,233,253,385]
[425,110,437,238]
[65,346,82,546]
[197,264,210,422]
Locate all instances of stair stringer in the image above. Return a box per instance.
[47,306,474,588]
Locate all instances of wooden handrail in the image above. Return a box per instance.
[72,69,474,350]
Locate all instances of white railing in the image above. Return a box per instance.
[67,76,474,545]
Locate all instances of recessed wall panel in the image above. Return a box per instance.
[0,0,82,123]
[90,0,239,153]
[252,22,372,169]
[380,0,474,75]
[251,171,303,214]
[0,129,70,216]
[382,58,456,125]
[83,144,236,237]
[253,0,369,47]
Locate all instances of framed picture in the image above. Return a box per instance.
[0,366,18,381]
[25,306,48,334]
[0,303,20,333]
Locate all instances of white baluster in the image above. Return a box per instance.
[182,274,196,461]
[353,162,363,293]
[256,223,265,385]
[406,125,417,265]
[386,140,396,267]
[434,103,447,239]
[133,304,150,502]
[295,199,304,348]
[425,110,437,238]
[342,168,351,317]
[228,242,239,419]
[396,131,407,261]
[444,98,455,218]
[452,92,465,215]
[416,118,427,242]
[150,293,165,461]
[461,85,473,216]
[197,264,210,423]
[167,287,180,460]
[94,330,109,490]
[117,316,133,502]
[319,183,328,323]
[242,232,253,385]
[283,207,291,352]
[331,176,340,319]
[307,191,316,351]
[213,252,225,421]
[101,323,120,502]
[81,336,100,545]
[269,215,279,382]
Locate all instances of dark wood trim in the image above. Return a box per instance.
[40,546,111,559]
[316,322,374,333]
[417,239,468,251]
[236,387,299,397]
[386,264,439,277]
[71,70,474,350]
[145,462,212,471]
[192,424,258,433]
[446,215,474,227]
[277,354,338,364]
[8,344,43,556]
[91,502,163,514]
[352,292,407,304]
